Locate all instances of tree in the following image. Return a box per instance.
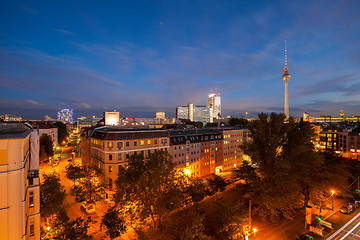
[101,207,127,239]
[229,117,249,128]
[41,207,91,240]
[40,134,54,159]
[217,201,247,240]
[240,113,300,220]
[231,159,258,184]
[76,170,104,203]
[40,172,66,219]
[54,121,69,144]
[115,151,189,230]
[66,162,86,187]
[186,177,211,204]
[206,174,228,200]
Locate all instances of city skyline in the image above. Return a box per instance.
[1,0,360,119]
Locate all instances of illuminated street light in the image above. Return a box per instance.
[185,169,190,175]
[46,226,51,231]
[331,190,335,211]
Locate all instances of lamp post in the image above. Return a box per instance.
[331,190,335,211]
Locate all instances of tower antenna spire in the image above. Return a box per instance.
[285,40,288,70]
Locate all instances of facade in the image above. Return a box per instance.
[81,127,170,199]
[176,103,212,123]
[207,92,221,119]
[0,123,40,240]
[57,109,73,124]
[76,116,102,131]
[169,129,223,177]
[104,111,120,126]
[221,128,249,172]
[156,112,166,120]
[29,121,58,147]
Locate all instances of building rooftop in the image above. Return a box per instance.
[91,126,169,140]
[0,123,31,139]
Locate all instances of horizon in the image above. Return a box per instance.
[1,1,360,119]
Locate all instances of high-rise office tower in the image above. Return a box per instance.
[207,91,221,119]
[282,40,291,120]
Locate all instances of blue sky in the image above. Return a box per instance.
[0,0,360,119]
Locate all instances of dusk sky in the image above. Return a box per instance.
[1,0,360,119]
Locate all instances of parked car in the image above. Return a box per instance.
[297,234,314,240]
[340,204,354,214]
[81,201,96,214]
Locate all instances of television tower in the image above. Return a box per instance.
[282,40,291,120]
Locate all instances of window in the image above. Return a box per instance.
[118,153,122,161]
[155,140,158,144]
[141,140,144,145]
[29,191,34,207]
[126,142,129,147]
[134,141,137,146]
[108,142,113,148]
[109,154,112,161]
[109,178,113,188]
[117,142,123,149]
[148,140,151,145]
[126,152,129,159]
[30,221,35,236]
[109,166,113,173]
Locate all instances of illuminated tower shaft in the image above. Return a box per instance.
[282,40,291,120]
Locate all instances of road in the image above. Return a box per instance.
[326,211,360,240]
[40,145,135,239]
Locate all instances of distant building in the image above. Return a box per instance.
[303,111,309,122]
[208,92,221,119]
[0,114,22,122]
[76,116,102,131]
[57,109,73,124]
[0,123,40,240]
[176,103,213,123]
[29,121,58,147]
[156,112,165,120]
[104,111,120,126]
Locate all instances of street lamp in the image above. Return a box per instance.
[245,228,257,240]
[331,190,335,211]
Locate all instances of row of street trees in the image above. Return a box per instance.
[234,112,351,221]
[95,151,232,239]
[40,172,91,239]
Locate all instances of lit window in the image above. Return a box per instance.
[141,140,144,145]
[29,191,34,207]
[108,142,113,148]
[109,166,113,173]
[148,140,151,145]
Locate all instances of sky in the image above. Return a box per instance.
[0,0,360,120]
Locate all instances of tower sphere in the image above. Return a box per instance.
[282,72,291,81]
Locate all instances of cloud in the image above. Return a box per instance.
[53,29,74,35]
[74,103,91,109]
[26,100,42,106]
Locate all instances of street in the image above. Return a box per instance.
[40,145,135,240]
[326,211,360,240]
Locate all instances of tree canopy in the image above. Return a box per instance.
[115,151,190,229]
[40,134,54,159]
[237,113,350,221]
[40,172,66,219]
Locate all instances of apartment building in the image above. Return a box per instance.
[221,128,249,172]
[82,127,170,191]
[0,123,40,240]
